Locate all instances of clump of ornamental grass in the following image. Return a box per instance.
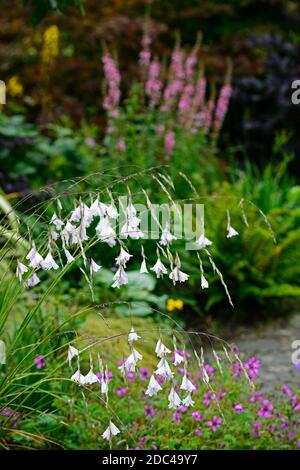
[0,168,276,449]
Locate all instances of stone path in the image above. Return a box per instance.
[230,314,300,390]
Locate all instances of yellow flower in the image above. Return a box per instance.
[42,25,59,65]
[166,299,175,312]
[166,298,184,312]
[174,299,184,311]
[7,76,23,97]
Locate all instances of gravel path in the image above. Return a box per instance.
[231,314,300,390]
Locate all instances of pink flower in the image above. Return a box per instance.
[33,355,45,369]
[127,371,135,383]
[281,385,292,396]
[191,411,201,421]
[173,412,181,425]
[251,421,263,438]
[164,131,175,156]
[249,391,263,403]
[96,370,112,384]
[138,367,151,382]
[178,405,188,413]
[234,404,244,413]
[144,405,155,418]
[117,140,126,152]
[116,387,127,397]
[194,428,201,437]
[244,356,260,380]
[212,83,232,139]
[203,390,215,406]
[207,416,222,432]
[139,50,151,67]
[145,61,162,107]
[258,400,274,419]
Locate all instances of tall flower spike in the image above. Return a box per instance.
[226,209,239,238]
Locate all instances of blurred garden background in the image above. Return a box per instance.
[0,0,300,451]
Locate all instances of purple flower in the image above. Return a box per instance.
[295,363,300,373]
[216,390,227,402]
[232,361,241,378]
[144,405,155,418]
[207,416,222,432]
[178,405,188,413]
[258,400,274,419]
[173,412,181,425]
[33,355,45,369]
[291,396,300,411]
[244,356,260,380]
[191,411,201,421]
[204,364,215,376]
[251,421,263,438]
[203,390,215,406]
[281,385,292,396]
[156,374,166,385]
[116,387,127,397]
[117,140,126,152]
[164,131,175,156]
[138,368,151,382]
[127,371,135,383]
[234,404,244,413]
[0,407,21,428]
[249,391,263,403]
[96,370,112,384]
[194,428,201,437]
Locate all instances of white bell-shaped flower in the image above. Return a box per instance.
[151,258,167,278]
[168,386,181,409]
[145,375,162,397]
[102,421,120,441]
